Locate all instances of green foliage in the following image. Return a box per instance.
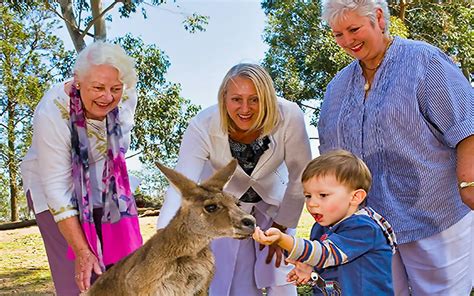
[115,34,201,166]
[389,16,409,39]
[262,1,339,126]
[390,2,473,80]
[182,13,210,33]
[131,163,169,208]
[0,1,68,221]
[261,0,472,126]
[261,0,351,123]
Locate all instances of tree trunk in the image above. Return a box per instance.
[91,0,107,41]
[399,0,407,22]
[7,96,18,222]
[58,0,86,52]
[0,219,37,230]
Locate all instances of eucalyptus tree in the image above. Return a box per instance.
[0,1,68,221]
[9,0,209,52]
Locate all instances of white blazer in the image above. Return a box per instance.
[157,97,312,229]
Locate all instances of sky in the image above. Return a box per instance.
[58,0,318,168]
[61,0,270,108]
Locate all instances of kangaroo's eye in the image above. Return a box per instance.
[204,204,218,213]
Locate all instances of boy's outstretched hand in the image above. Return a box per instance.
[252,226,283,246]
[286,258,313,286]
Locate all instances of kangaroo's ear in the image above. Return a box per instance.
[156,162,198,198]
[201,159,237,190]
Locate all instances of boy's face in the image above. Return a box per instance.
[303,174,360,227]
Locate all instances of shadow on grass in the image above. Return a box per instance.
[0,266,53,295]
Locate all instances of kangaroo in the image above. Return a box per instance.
[85,159,256,296]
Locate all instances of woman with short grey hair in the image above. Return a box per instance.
[21,41,142,295]
[318,0,473,295]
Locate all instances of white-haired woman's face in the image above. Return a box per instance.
[330,10,386,65]
[76,64,124,120]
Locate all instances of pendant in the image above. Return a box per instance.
[364,82,370,91]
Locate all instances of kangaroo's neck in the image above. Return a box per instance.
[152,210,212,258]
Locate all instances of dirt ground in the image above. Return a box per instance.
[0,217,158,295]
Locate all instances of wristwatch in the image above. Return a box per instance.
[306,271,321,287]
[459,181,474,189]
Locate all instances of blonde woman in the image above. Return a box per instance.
[157,63,312,295]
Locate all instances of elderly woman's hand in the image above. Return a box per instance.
[57,216,103,291]
[74,248,102,292]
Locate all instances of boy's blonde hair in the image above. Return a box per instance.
[302,149,372,192]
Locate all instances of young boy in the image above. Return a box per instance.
[253,149,397,295]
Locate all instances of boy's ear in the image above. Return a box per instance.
[351,189,367,206]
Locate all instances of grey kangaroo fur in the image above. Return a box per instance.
[85,159,256,296]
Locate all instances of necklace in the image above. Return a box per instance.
[362,37,393,92]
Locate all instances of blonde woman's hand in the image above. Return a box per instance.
[253,226,287,267]
[263,243,286,268]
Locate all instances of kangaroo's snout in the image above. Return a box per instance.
[242,217,256,230]
[233,215,256,240]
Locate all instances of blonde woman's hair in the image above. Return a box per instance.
[74,41,137,89]
[302,149,372,192]
[217,63,280,136]
[321,0,391,37]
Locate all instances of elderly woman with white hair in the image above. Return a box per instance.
[317,0,474,295]
[21,42,142,295]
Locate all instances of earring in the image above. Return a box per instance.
[76,83,80,88]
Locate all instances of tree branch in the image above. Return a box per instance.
[299,102,318,110]
[15,113,33,127]
[46,1,78,32]
[399,0,408,22]
[81,0,121,40]
[56,0,86,52]
[0,106,7,119]
[126,150,143,160]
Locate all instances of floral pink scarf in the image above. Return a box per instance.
[69,83,142,269]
